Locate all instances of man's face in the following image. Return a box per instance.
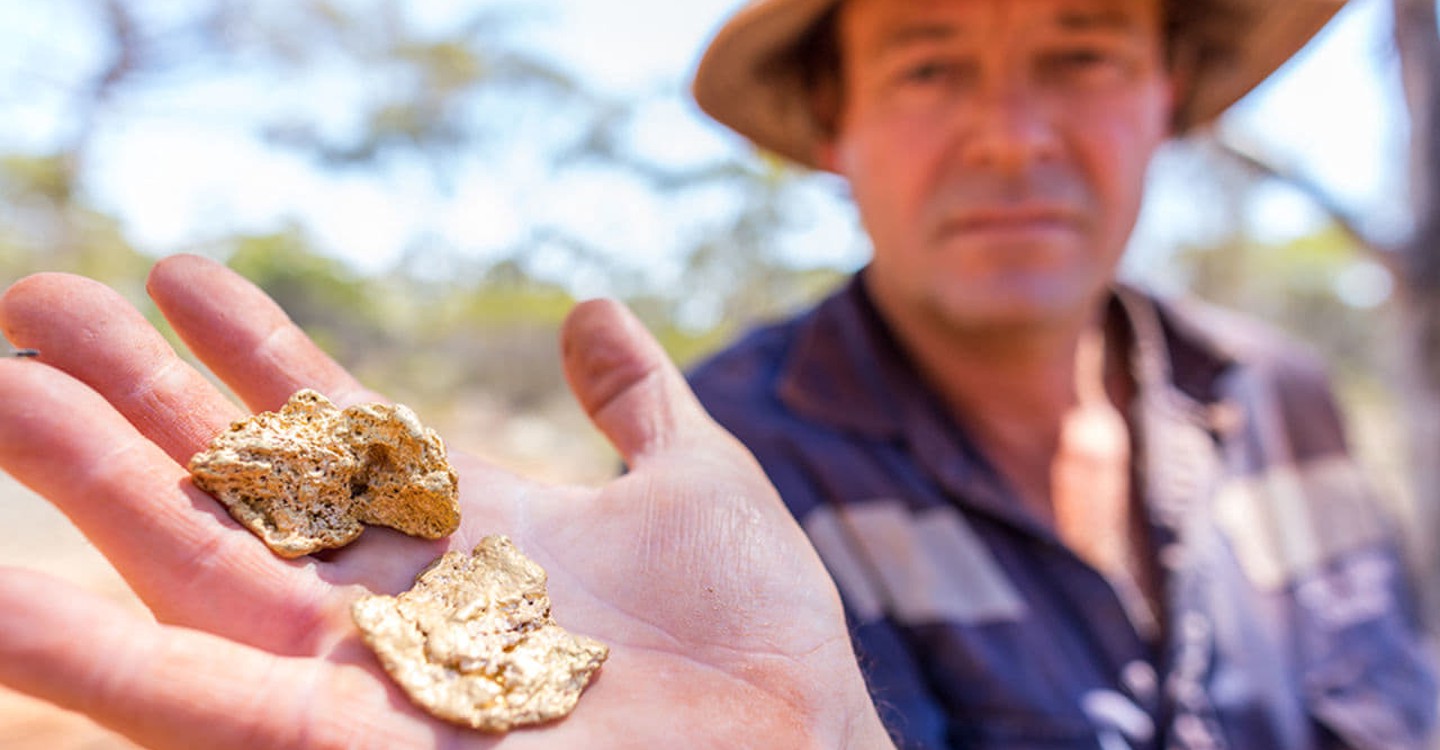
[822,0,1174,334]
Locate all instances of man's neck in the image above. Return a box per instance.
[874,292,1131,519]
[870,288,1159,629]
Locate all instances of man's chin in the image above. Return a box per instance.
[928,282,1098,335]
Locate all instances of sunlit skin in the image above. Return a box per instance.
[817,0,1175,529]
[821,0,1174,340]
[0,256,894,750]
[818,0,1175,563]
[0,3,1180,745]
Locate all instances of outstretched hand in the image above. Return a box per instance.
[0,256,890,749]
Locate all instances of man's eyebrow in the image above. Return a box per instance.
[870,23,965,56]
[1053,9,1145,32]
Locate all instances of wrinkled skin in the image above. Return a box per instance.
[823,0,1173,337]
[0,255,891,750]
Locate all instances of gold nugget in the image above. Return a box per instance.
[189,389,460,557]
[352,535,608,731]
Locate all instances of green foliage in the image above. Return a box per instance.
[0,154,152,301]
[1176,220,1396,381]
[459,262,576,329]
[17,0,1391,433]
[222,229,380,364]
[227,230,375,323]
[0,155,75,205]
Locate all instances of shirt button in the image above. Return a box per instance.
[1174,714,1212,745]
[1122,661,1158,701]
[1208,400,1244,435]
[1168,678,1206,706]
[1159,544,1186,571]
[1182,612,1211,640]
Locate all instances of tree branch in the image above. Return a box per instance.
[1209,132,1402,273]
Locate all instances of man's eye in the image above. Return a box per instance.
[898,60,967,87]
[903,62,948,83]
[1041,48,1129,81]
[1054,49,1115,68]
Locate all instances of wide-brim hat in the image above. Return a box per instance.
[692,0,1347,170]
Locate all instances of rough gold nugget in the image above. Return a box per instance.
[352,536,609,731]
[189,389,460,558]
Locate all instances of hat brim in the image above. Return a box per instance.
[1174,1,1346,126]
[692,0,1347,170]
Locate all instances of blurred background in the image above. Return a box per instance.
[0,0,1433,745]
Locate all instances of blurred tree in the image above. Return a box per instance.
[1178,221,1394,381]
[1199,0,1440,631]
[0,0,839,357]
[226,227,381,359]
[550,126,854,335]
[1390,0,1440,630]
[5,1,1430,554]
[0,0,626,410]
[0,154,151,299]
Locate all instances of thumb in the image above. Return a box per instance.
[560,298,720,468]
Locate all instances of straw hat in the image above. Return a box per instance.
[692,0,1347,169]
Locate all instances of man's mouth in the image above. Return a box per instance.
[941,206,1082,237]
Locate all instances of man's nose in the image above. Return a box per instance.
[954,86,1061,173]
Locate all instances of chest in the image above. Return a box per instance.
[786,404,1308,748]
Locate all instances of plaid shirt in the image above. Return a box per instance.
[689,272,1436,749]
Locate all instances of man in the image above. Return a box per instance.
[0,3,1430,750]
[687,0,1436,747]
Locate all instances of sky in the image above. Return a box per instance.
[0,0,1416,298]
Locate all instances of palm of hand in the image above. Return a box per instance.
[0,257,877,749]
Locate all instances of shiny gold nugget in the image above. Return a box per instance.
[352,536,608,731]
[189,389,460,558]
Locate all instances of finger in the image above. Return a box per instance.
[0,568,441,750]
[145,254,384,412]
[560,299,737,469]
[0,359,336,653]
[0,272,245,464]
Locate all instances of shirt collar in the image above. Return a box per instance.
[774,270,1238,449]
[776,270,914,439]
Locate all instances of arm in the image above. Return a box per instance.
[0,255,894,750]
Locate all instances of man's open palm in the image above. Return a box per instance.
[0,256,887,749]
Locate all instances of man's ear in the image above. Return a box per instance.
[814,138,842,173]
[806,69,845,172]
[1162,48,1195,135]
[1167,70,1188,134]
